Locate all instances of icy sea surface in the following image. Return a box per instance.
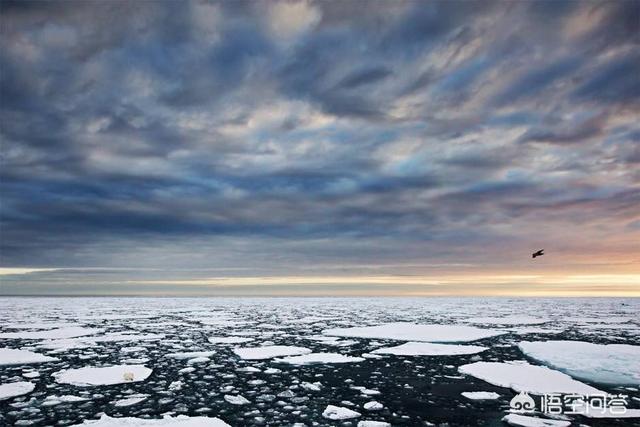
[0,297,639,426]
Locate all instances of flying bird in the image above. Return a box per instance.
[532,249,544,258]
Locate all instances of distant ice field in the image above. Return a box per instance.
[0,297,638,426]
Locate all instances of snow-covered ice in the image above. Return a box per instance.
[322,404,361,420]
[324,323,505,342]
[461,391,500,400]
[166,351,216,360]
[463,316,549,325]
[207,336,254,344]
[0,326,102,339]
[458,361,602,394]
[372,341,487,356]
[502,414,570,427]
[0,348,59,365]
[274,352,365,364]
[518,340,640,385]
[232,345,311,360]
[54,365,152,386]
[357,422,391,427]
[224,394,250,405]
[113,395,148,407]
[69,415,231,426]
[0,381,35,400]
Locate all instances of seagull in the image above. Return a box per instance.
[532,249,544,258]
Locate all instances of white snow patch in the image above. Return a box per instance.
[275,352,365,365]
[518,340,640,385]
[0,348,59,365]
[502,414,570,427]
[0,381,35,400]
[324,323,504,342]
[54,365,152,386]
[322,405,361,420]
[372,342,487,356]
[461,391,500,400]
[458,361,602,395]
[69,414,230,426]
[233,345,311,360]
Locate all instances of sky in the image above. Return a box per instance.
[0,0,638,296]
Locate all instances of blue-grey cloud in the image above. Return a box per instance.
[0,0,638,286]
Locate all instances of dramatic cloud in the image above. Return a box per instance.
[0,0,638,294]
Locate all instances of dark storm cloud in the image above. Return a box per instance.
[0,0,638,279]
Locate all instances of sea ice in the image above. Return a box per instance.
[166,351,216,360]
[458,361,602,395]
[274,352,365,364]
[372,342,487,356]
[322,405,361,420]
[0,348,59,365]
[224,394,250,405]
[207,336,254,344]
[0,381,35,400]
[113,395,148,407]
[518,340,640,385]
[463,316,549,325]
[54,365,152,386]
[69,414,230,426]
[364,401,383,410]
[0,326,102,339]
[358,422,391,427]
[233,345,311,360]
[502,414,570,427]
[42,395,89,406]
[324,323,504,342]
[460,391,500,400]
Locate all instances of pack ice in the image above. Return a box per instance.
[518,340,640,385]
[54,365,152,386]
[323,323,504,342]
[458,361,602,394]
[69,414,230,426]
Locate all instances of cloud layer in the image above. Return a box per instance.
[1,0,638,294]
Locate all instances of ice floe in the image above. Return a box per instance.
[0,326,102,339]
[357,422,391,427]
[458,361,602,394]
[502,414,570,427]
[113,394,148,407]
[274,352,365,364]
[41,395,89,406]
[461,391,500,400]
[518,340,640,385]
[363,401,383,410]
[322,404,361,420]
[0,381,35,400]
[166,351,216,360]
[372,342,487,356]
[0,348,59,365]
[69,414,230,426]
[233,345,311,360]
[207,336,254,344]
[324,322,504,342]
[224,394,250,405]
[54,365,153,386]
[463,316,549,325]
